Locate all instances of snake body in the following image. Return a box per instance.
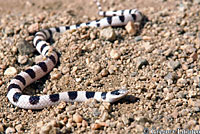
[7,1,143,109]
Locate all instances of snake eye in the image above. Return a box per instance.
[110,90,120,95]
[110,89,128,95]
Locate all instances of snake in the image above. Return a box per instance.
[7,0,143,109]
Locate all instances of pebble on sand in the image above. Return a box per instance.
[4,67,17,76]
[125,21,138,35]
[100,27,116,41]
[73,113,83,123]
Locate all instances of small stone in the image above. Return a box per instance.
[4,67,17,76]
[187,120,197,128]
[164,72,177,82]
[15,124,23,132]
[100,27,116,41]
[90,32,96,39]
[143,42,153,52]
[5,27,14,36]
[12,46,18,53]
[168,60,181,70]
[176,91,187,98]
[91,122,107,130]
[18,55,28,64]
[5,127,16,134]
[186,69,193,77]
[75,77,82,82]
[110,49,121,60]
[101,69,109,77]
[171,109,178,119]
[193,107,200,113]
[178,3,186,12]
[131,72,138,77]
[61,66,70,74]
[165,93,175,101]
[135,116,150,123]
[100,112,109,122]
[37,121,44,128]
[57,101,66,109]
[66,122,73,128]
[177,78,187,87]
[49,120,58,127]
[90,62,101,74]
[0,124,4,132]
[125,21,137,35]
[0,80,3,86]
[135,125,144,132]
[182,64,188,70]
[17,39,35,55]
[142,36,151,40]
[122,115,130,125]
[93,108,101,117]
[136,57,149,69]
[164,48,173,57]
[102,102,111,110]
[39,125,51,134]
[82,120,88,127]
[50,70,62,80]
[188,99,200,107]
[91,123,101,130]
[73,113,83,123]
[190,52,198,61]
[194,0,200,4]
[135,36,142,42]
[28,23,39,33]
[71,66,78,73]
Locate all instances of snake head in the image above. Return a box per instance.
[105,89,128,103]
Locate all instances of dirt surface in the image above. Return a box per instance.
[0,0,200,133]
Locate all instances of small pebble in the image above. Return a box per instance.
[4,67,17,76]
[28,23,39,33]
[168,60,181,70]
[110,49,121,60]
[73,113,83,123]
[135,125,144,132]
[39,125,51,134]
[136,57,149,69]
[0,123,4,132]
[18,55,28,64]
[50,70,62,80]
[186,69,193,77]
[135,36,142,42]
[100,27,116,41]
[5,127,16,134]
[177,78,187,87]
[15,124,23,132]
[16,39,35,55]
[101,69,109,77]
[57,101,67,109]
[165,93,175,101]
[5,27,14,36]
[82,120,88,127]
[188,99,200,107]
[91,122,107,130]
[125,21,137,35]
[143,42,153,52]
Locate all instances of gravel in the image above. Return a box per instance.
[0,0,200,133]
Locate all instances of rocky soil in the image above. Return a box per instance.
[0,0,200,133]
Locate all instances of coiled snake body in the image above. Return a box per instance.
[7,0,143,109]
